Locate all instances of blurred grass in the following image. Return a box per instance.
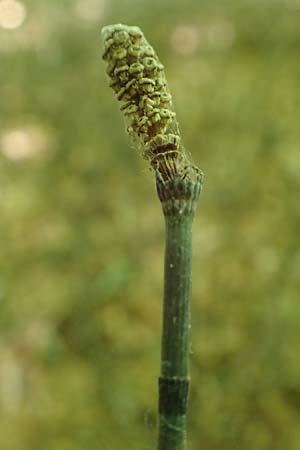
[0,0,300,449]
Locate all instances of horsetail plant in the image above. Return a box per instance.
[101,24,203,450]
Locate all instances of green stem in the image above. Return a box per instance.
[156,176,201,450]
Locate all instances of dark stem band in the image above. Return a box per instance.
[159,376,190,415]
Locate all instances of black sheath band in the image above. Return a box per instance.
[159,376,189,415]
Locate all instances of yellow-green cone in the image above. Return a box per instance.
[101,24,192,181]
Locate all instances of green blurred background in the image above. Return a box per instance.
[1,0,300,449]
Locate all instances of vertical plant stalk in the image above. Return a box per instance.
[101,24,202,450]
[157,177,201,450]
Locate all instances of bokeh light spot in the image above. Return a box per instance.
[285,0,300,9]
[171,24,200,55]
[0,126,50,161]
[75,0,107,22]
[171,20,235,55]
[0,0,26,30]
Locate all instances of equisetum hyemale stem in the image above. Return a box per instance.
[101,24,202,450]
[157,177,201,450]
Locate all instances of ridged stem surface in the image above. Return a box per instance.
[157,177,201,450]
